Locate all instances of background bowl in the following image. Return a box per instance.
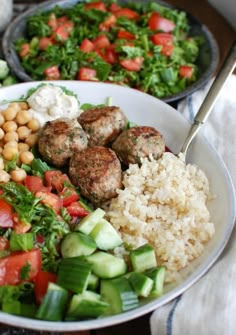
[0,80,235,332]
[2,0,219,103]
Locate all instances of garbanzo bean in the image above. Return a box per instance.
[27,118,40,132]
[2,120,18,133]
[25,133,38,147]
[20,151,34,165]
[0,170,10,183]
[3,106,18,121]
[0,128,4,140]
[4,141,18,149]
[10,168,27,183]
[0,113,5,126]
[4,131,19,142]
[0,157,4,170]
[18,142,30,152]
[18,102,29,110]
[2,147,18,160]
[17,126,31,141]
[8,102,21,112]
[16,110,32,125]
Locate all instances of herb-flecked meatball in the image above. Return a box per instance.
[69,146,122,204]
[38,118,88,167]
[112,126,165,165]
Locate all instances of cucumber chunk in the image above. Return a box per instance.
[89,218,123,250]
[129,272,154,297]
[86,251,127,278]
[100,277,139,315]
[145,266,166,297]
[87,273,99,290]
[0,60,9,80]
[130,244,157,272]
[76,208,105,234]
[61,232,97,258]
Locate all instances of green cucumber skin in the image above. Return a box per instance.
[61,232,97,258]
[130,244,157,272]
[129,272,154,298]
[145,266,166,297]
[76,208,105,235]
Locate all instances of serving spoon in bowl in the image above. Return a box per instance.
[179,40,236,158]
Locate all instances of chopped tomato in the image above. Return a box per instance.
[24,175,44,193]
[66,202,89,217]
[35,191,63,213]
[0,199,14,228]
[19,43,30,58]
[179,65,194,79]
[99,14,117,31]
[39,37,53,51]
[148,12,175,33]
[109,3,121,13]
[78,67,97,81]
[47,13,57,30]
[117,30,135,40]
[54,21,74,41]
[59,187,79,207]
[44,65,60,80]
[0,249,41,286]
[93,34,110,49]
[120,56,144,71]
[57,16,70,25]
[35,234,45,245]
[151,33,174,56]
[80,38,95,52]
[34,270,57,304]
[44,170,70,192]
[102,47,118,64]
[12,213,32,234]
[0,237,9,251]
[85,1,107,11]
[114,8,139,20]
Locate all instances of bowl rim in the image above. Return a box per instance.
[2,0,219,103]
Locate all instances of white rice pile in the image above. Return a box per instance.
[106,152,215,282]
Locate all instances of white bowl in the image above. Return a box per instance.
[0,81,235,332]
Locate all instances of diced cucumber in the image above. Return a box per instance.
[86,251,127,279]
[128,272,154,298]
[36,283,68,321]
[57,257,92,293]
[100,277,139,315]
[130,244,157,272]
[61,232,97,258]
[89,218,123,250]
[66,290,109,320]
[87,273,99,290]
[0,60,9,80]
[144,266,166,297]
[76,208,105,234]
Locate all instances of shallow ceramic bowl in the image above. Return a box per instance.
[0,80,235,332]
[2,0,219,103]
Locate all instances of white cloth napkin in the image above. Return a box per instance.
[150,74,236,335]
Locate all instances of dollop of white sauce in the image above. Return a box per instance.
[27,85,82,126]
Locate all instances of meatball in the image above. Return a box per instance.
[38,118,88,167]
[112,126,165,165]
[69,146,122,204]
[78,106,127,147]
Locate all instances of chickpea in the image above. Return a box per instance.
[18,142,30,152]
[4,131,19,142]
[16,110,32,125]
[0,128,4,140]
[4,141,18,149]
[10,168,27,183]
[25,133,39,147]
[27,118,40,132]
[3,106,18,121]
[2,147,18,161]
[2,120,18,133]
[0,113,5,126]
[0,170,10,183]
[20,151,34,165]
[0,157,4,170]
[8,102,21,112]
[18,102,29,110]
[17,126,31,141]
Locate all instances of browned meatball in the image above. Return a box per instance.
[112,126,165,165]
[78,106,127,147]
[38,118,88,167]
[69,146,122,204]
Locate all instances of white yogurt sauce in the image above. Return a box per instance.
[27,84,82,126]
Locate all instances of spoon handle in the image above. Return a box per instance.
[180,41,236,156]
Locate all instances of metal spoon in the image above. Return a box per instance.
[179,41,236,157]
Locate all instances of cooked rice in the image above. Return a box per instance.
[105,152,215,282]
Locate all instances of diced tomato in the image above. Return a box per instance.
[102,47,118,64]
[12,213,32,234]
[59,187,79,207]
[57,16,70,25]
[66,202,89,218]
[44,170,71,192]
[93,34,110,49]
[77,67,97,81]
[0,249,41,286]
[114,8,139,20]
[54,21,74,41]
[151,33,174,56]
[35,190,63,213]
[148,12,175,33]
[44,65,60,80]
[34,270,57,304]
[85,1,107,11]
[24,175,44,193]
[109,3,121,13]
[35,234,45,245]
[120,56,144,71]
[99,14,117,31]
[39,37,53,51]
[19,43,30,58]
[0,237,9,251]
[179,65,194,79]
[80,38,95,52]
[47,13,58,31]
[0,199,14,228]
[117,30,135,40]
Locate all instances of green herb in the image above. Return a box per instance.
[20,262,31,280]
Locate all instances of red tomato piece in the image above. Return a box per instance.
[12,213,32,234]
[179,65,194,79]
[54,21,74,41]
[59,187,79,207]
[0,199,14,228]
[99,14,117,31]
[44,170,70,192]
[109,3,121,13]
[85,1,107,11]
[120,56,144,71]
[102,47,118,64]
[148,12,175,33]
[24,175,44,193]
[57,16,70,25]
[39,37,53,51]
[93,34,110,49]
[35,191,63,213]
[151,33,174,56]
[34,270,57,304]
[19,43,30,58]
[117,30,135,40]
[47,13,58,31]
[78,67,97,81]
[0,237,9,251]
[66,202,89,218]
[44,65,60,80]
[114,8,139,20]
[80,38,95,52]
[0,249,41,286]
